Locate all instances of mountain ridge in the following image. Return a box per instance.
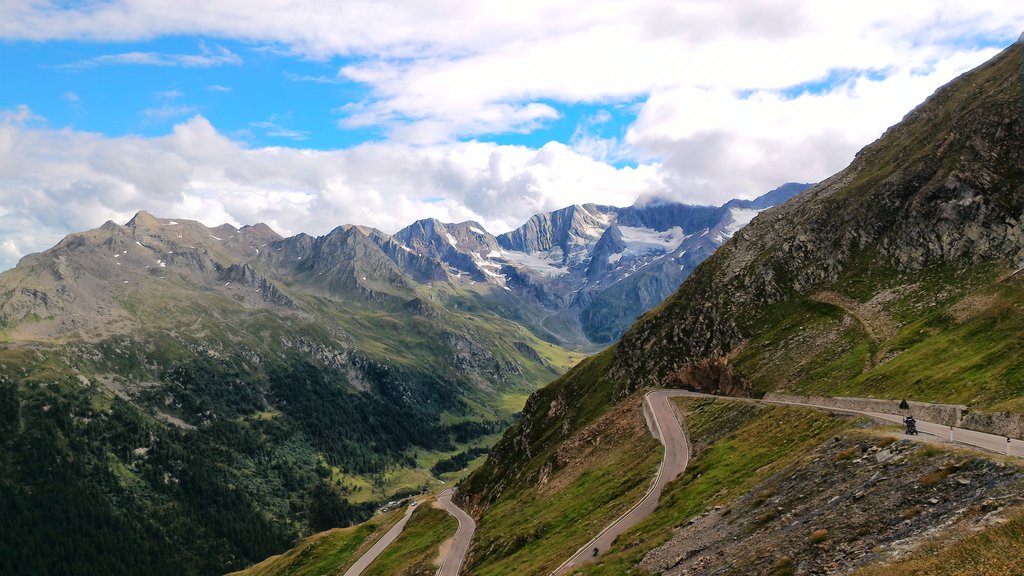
[458,37,1024,576]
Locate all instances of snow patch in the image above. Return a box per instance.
[210,235,222,241]
[618,226,686,254]
[719,208,763,240]
[166,221,178,225]
[470,227,485,235]
[486,250,502,258]
[502,249,569,278]
[445,232,459,246]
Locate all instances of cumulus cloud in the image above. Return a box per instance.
[0,113,663,271]
[626,47,1002,203]
[8,1,1023,143]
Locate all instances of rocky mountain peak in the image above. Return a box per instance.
[496,202,617,262]
[126,210,162,230]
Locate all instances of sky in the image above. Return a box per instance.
[1,1,1023,271]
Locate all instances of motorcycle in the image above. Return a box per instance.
[904,416,918,435]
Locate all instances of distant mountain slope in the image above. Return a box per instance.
[462,38,1024,575]
[0,211,577,576]
[385,184,811,347]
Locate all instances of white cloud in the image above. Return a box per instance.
[0,239,19,262]
[626,47,1001,203]
[283,72,341,84]
[59,43,241,69]
[0,104,45,125]
[207,84,232,92]
[9,2,1023,142]
[250,121,309,141]
[142,105,198,120]
[155,89,184,100]
[2,1,1024,267]
[0,113,662,271]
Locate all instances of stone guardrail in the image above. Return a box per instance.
[764,393,1024,440]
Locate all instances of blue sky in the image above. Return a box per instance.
[1,1,1022,271]
[0,35,637,155]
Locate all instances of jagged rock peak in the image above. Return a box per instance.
[126,210,161,230]
[240,222,283,240]
[496,203,617,254]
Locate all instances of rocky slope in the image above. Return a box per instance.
[610,41,1024,395]
[460,38,1024,576]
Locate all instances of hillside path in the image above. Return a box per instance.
[343,500,419,576]
[551,389,692,575]
[811,291,898,343]
[435,488,476,576]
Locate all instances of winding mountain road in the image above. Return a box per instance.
[550,389,1024,575]
[435,488,476,576]
[343,500,419,576]
[551,389,692,575]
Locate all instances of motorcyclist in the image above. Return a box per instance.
[904,415,917,435]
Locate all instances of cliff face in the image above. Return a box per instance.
[497,204,617,261]
[609,41,1024,393]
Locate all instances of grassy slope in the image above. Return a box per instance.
[362,505,457,576]
[463,389,660,576]
[226,507,405,576]
[732,262,1024,411]
[575,399,852,575]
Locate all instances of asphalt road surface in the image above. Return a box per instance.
[343,500,419,576]
[766,397,1024,458]
[551,389,692,575]
[435,488,477,576]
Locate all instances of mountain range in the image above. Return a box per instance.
[0,155,803,573]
